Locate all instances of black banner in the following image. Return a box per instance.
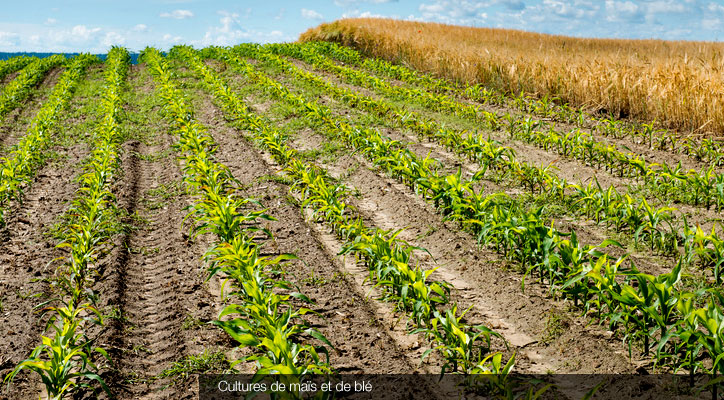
[198,373,723,399]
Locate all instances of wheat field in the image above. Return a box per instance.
[300,18,724,137]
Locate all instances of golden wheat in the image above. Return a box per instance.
[299,18,724,137]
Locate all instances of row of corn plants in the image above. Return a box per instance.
[235,44,724,287]
[140,47,333,384]
[274,42,724,212]
[209,45,724,385]
[0,55,37,84]
[0,55,66,123]
[306,41,724,167]
[4,47,130,400]
[0,54,96,226]
[171,45,519,393]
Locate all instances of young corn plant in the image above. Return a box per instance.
[284,42,724,214]
[187,43,724,391]
[4,303,110,399]
[242,43,719,263]
[311,40,724,174]
[223,43,724,378]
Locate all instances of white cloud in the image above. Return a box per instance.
[102,31,126,47]
[45,18,57,25]
[132,24,149,32]
[341,10,388,18]
[419,3,445,14]
[162,33,184,43]
[411,0,715,40]
[0,31,20,47]
[301,8,324,20]
[539,0,598,18]
[703,17,721,30]
[604,1,642,22]
[707,2,724,13]
[70,25,102,40]
[191,11,293,47]
[159,9,194,19]
[335,0,398,5]
[647,1,687,14]
[418,1,492,25]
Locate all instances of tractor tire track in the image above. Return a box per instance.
[103,65,227,400]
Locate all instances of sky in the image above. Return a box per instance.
[0,0,722,53]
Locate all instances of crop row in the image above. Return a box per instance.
[275,42,724,212]
[307,41,724,167]
[0,55,66,124]
[141,47,333,381]
[171,45,522,393]
[5,48,129,399]
[0,54,96,226]
[0,55,37,83]
[230,43,724,284]
[211,45,724,380]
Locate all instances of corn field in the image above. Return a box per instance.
[1,27,724,400]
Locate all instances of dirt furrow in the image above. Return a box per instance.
[276,56,724,239]
[294,121,640,370]
[309,63,724,276]
[233,62,677,278]
[0,70,22,87]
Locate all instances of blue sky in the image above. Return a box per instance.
[0,0,722,53]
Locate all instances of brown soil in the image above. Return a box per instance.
[0,70,21,86]
[281,57,643,192]
[285,115,637,374]
[259,62,679,278]
[323,52,721,175]
[93,65,231,399]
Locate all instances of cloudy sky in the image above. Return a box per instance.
[0,0,722,53]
